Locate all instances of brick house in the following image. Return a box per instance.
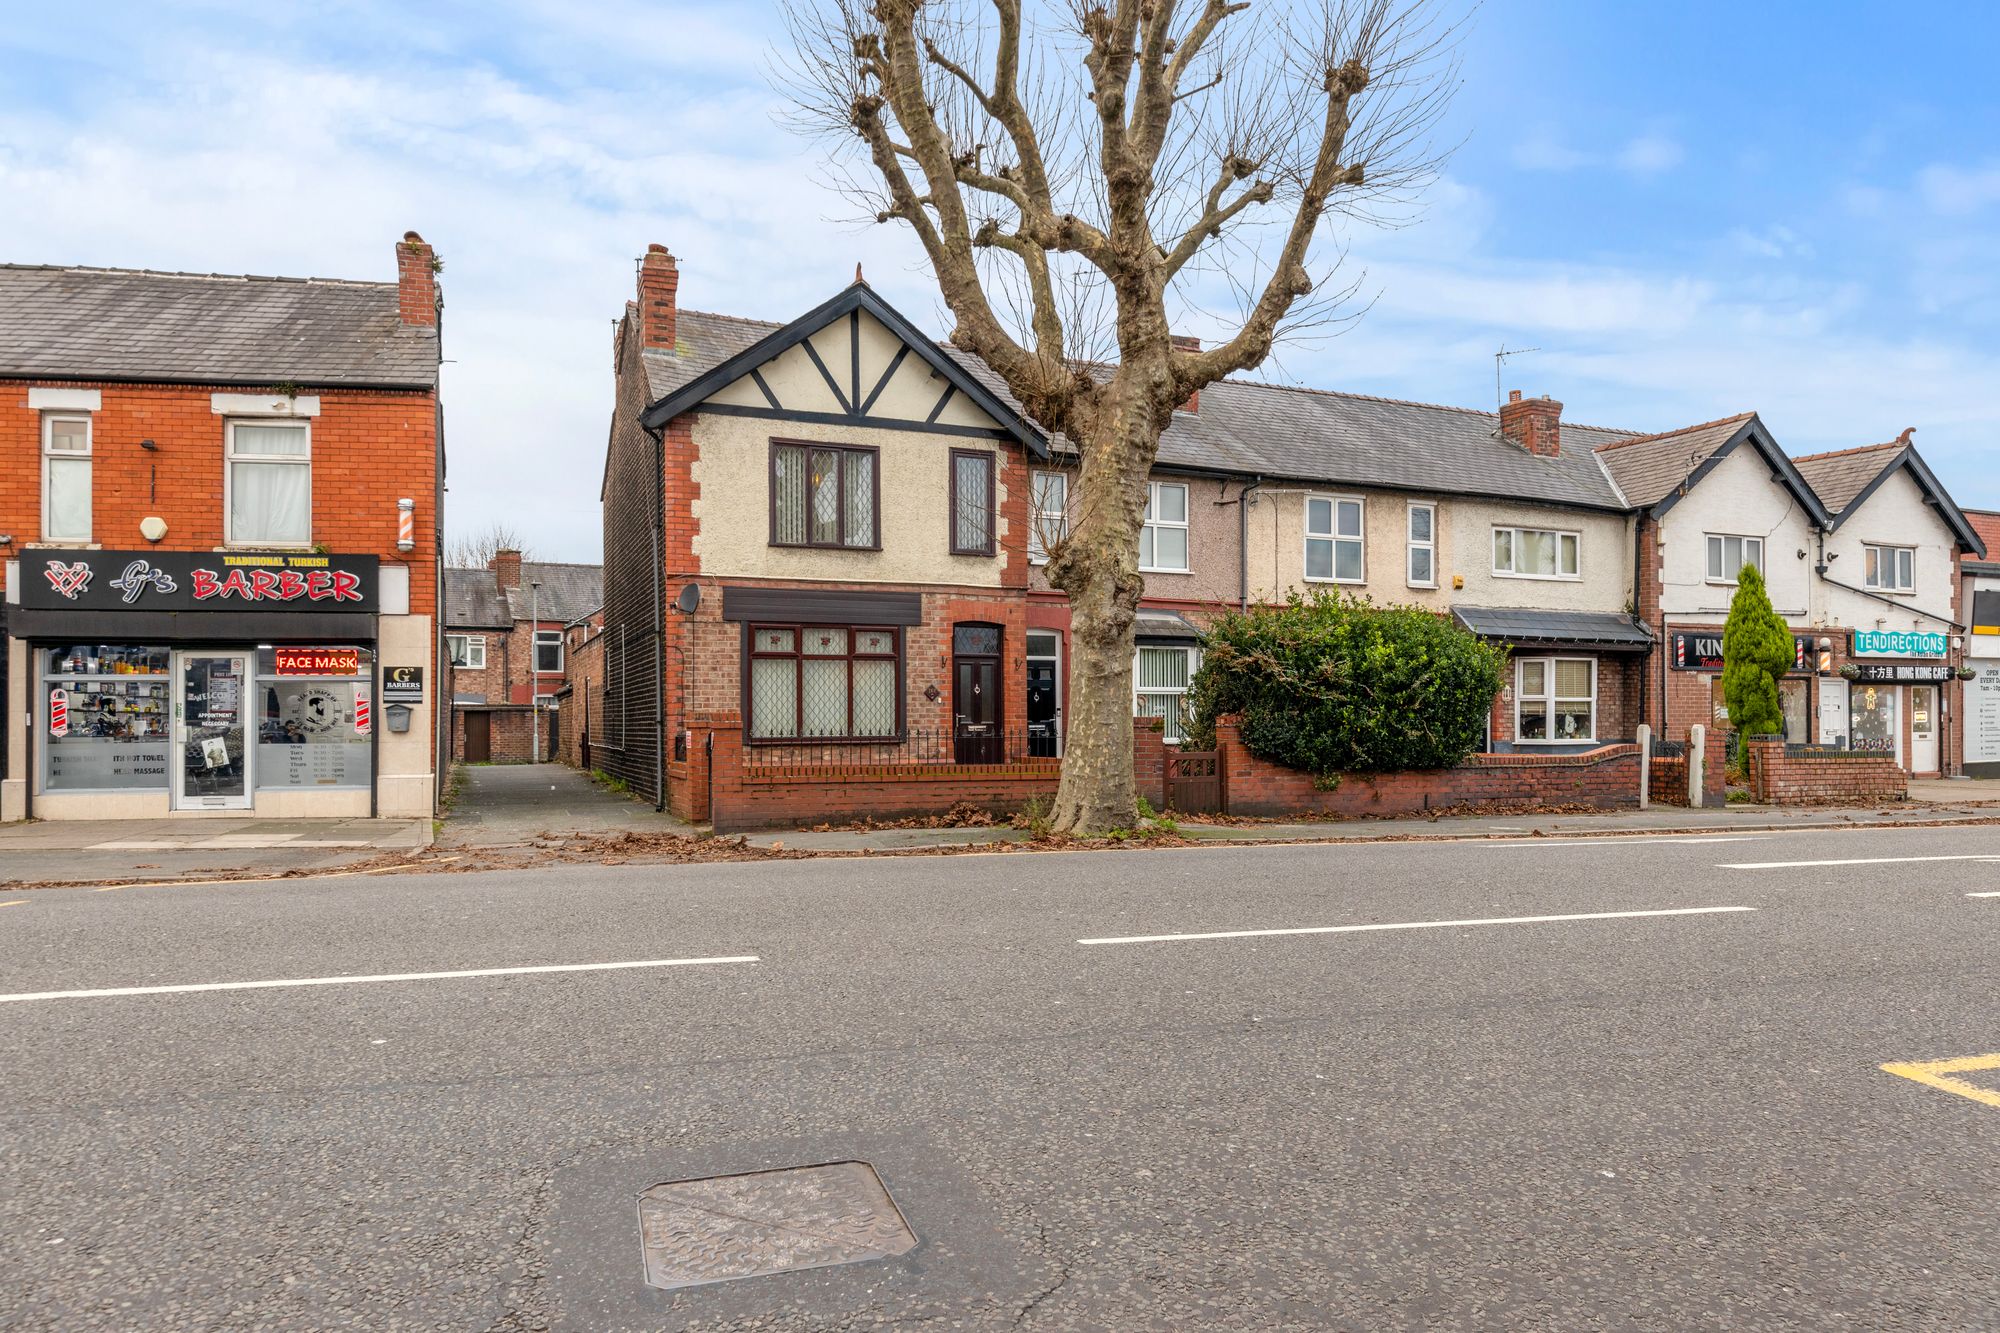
[551,608,607,772]
[1960,509,2000,777]
[443,550,600,763]
[1,233,445,820]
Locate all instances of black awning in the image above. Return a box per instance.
[9,607,377,642]
[1135,610,1204,644]
[1451,606,1654,654]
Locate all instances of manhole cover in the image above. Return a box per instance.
[637,1160,917,1290]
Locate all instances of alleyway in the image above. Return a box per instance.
[442,763,693,848]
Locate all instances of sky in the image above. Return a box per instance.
[3,2,1997,563]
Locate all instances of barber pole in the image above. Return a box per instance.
[397,498,415,552]
[355,693,372,733]
[49,688,69,737]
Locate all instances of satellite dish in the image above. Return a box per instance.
[673,584,701,615]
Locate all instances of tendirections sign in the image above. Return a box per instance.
[23,551,378,615]
[1852,629,1948,659]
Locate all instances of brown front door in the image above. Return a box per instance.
[463,710,491,762]
[953,624,1003,763]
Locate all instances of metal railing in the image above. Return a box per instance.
[743,725,1062,769]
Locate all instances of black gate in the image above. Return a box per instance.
[1166,748,1223,814]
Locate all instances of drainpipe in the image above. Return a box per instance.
[1227,477,1262,611]
[646,421,667,812]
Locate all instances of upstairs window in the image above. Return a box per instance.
[1705,534,1764,584]
[1140,481,1189,572]
[1029,469,1069,564]
[226,420,312,547]
[41,414,92,542]
[533,629,563,674]
[1494,526,1579,580]
[1306,495,1364,582]
[1864,544,1914,592]
[771,441,878,550]
[949,449,996,556]
[446,635,487,670]
[1406,503,1437,587]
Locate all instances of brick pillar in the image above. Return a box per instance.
[1745,735,1783,803]
[1132,720,1166,811]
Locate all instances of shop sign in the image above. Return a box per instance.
[382,666,424,704]
[1851,629,1947,659]
[274,647,362,675]
[1968,664,2000,767]
[1671,632,1813,672]
[1971,587,2000,657]
[22,550,378,614]
[1849,663,1955,684]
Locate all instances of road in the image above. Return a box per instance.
[2,825,1996,1330]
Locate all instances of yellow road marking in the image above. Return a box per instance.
[0,899,27,908]
[1880,1053,2000,1110]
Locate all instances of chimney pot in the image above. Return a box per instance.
[1508,389,1522,403]
[395,230,439,328]
[638,244,680,351]
[1500,390,1564,457]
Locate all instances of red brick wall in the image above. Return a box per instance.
[454,706,544,765]
[1745,736,1907,805]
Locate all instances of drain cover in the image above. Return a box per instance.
[637,1160,917,1290]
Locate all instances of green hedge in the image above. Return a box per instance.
[1185,592,1507,775]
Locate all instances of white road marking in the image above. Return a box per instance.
[0,955,759,1004]
[1719,854,2000,870]
[1970,892,2000,898]
[1077,905,1755,947]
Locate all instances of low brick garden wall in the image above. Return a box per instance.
[1745,736,1906,805]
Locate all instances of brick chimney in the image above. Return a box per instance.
[1500,389,1562,457]
[638,244,679,351]
[490,547,522,590]
[396,231,439,327]
[1171,334,1201,414]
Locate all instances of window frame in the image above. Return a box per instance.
[446,634,487,670]
[1704,533,1766,585]
[767,438,883,552]
[1139,480,1191,574]
[1492,525,1581,581]
[744,622,905,743]
[1513,655,1597,745]
[40,412,93,543]
[947,447,998,557]
[1862,543,1915,593]
[533,629,563,674]
[1028,468,1069,565]
[1406,501,1437,588]
[1134,643,1200,745]
[1304,493,1366,584]
[223,417,314,548]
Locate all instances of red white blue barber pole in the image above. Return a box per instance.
[355,693,371,734]
[49,688,69,737]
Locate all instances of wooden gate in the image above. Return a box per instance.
[1166,748,1223,814]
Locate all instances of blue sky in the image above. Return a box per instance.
[3,2,1996,561]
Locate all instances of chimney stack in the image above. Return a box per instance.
[396,231,439,327]
[1500,389,1562,457]
[638,244,680,351]
[1171,334,1201,414]
[490,547,522,591]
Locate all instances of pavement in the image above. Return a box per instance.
[0,815,430,887]
[2,823,1996,1329]
[441,762,694,849]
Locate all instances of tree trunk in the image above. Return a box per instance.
[1045,379,1161,834]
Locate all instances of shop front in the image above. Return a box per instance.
[1667,630,1819,744]
[7,549,426,819]
[1842,630,1953,774]
[1967,581,2000,778]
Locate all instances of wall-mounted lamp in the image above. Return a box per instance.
[139,438,158,451]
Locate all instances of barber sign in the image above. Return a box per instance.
[49,688,69,738]
[354,693,371,734]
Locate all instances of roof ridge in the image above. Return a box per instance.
[1792,439,1905,463]
[1205,374,1640,436]
[675,307,787,331]
[0,262,394,289]
[1592,411,1755,453]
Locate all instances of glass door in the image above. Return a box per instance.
[174,652,251,809]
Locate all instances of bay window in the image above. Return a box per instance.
[1140,481,1189,572]
[1515,657,1595,743]
[1493,526,1580,579]
[1705,534,1764,584]
[949,449,996,556]
[748,625,901,740]
[771,441,878,549]
[1306,495,1364,582]
[226,420,312,546]
[42,414,92,542]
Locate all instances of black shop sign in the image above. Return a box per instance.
[1671,631,1813,672]
[1850,663,1956,684]
[22,550,378,615]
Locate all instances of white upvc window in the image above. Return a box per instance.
[1863,544,1914,592]
[1140,481,1189,573]
[1406,502,1437,587]
[1305,494,1365,582]
[1493,526,1580,580]
[1515,656,1596,743]
[447,635,487,670]
[225,419,312,547]
[41,414,93,542]
[533,629,563,674]
[1029,469,1069,564]
[1705,533,1764,584]
[1135,644,1198,744]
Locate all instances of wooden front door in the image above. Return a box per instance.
[463,710,491,762]
[953,624,1003,764]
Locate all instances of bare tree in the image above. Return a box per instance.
[446,522,531,571]
[782,0,1460,832]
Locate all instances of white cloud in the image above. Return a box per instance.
[1614,132,1684,177]
[1511,127,1683,179]
[1917,160,2000,215]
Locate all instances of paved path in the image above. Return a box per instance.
[0,816,430,887]
[2,823,1996,1329]
[441,762,693,848]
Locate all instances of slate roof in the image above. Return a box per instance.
[444,569,510,629]
[639,306,1638,510]
[445,562,601,628]
[1452,606,1655,652]
[1791,440,1905,515]
[1591,414,1756,508]
[0,264,439,387]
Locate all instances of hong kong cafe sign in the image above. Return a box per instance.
[22,550,379,615]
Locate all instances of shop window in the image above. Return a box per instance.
[949,449,996,556]
[748,625,901,740]
[1705,534,1764,584]
[42,414,92,542]
[1494,527,1580,580]
[226,420,312,547]
[534,630,563,674]
[1306,495,1364,582]
[1029,469,1069,563]
[255,647,373,789]
[771,442,878,549]
[41,645,172,791]
[1406,503,1436,587]
[1135,644,1197,744]
[1863,545,1914,592]
[1140,482,1189,572]
[1515,657,1595,742]
[447,635,487,669]
[1849,683,1899,756]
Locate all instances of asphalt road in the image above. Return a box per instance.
[2,825,1996,1331]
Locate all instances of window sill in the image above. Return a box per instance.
[1139,566,1191,576]
[1863,587,1916,596]
[1511,737,1599,746]
[1493,571,1582,582]
[1303,575,1365,585]
[30,540,100,549]
[1406,581,1438,591]
[768,543,885,554]
[219,543,315,553]
[745,735,907,746]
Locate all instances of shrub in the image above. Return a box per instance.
[1721,564,1791,738]
[1185,591,1507,776]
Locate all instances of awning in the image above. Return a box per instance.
[1135,610,1205,644]
[1451,606,1654,654]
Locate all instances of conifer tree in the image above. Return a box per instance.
[1721,563,1791,737]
